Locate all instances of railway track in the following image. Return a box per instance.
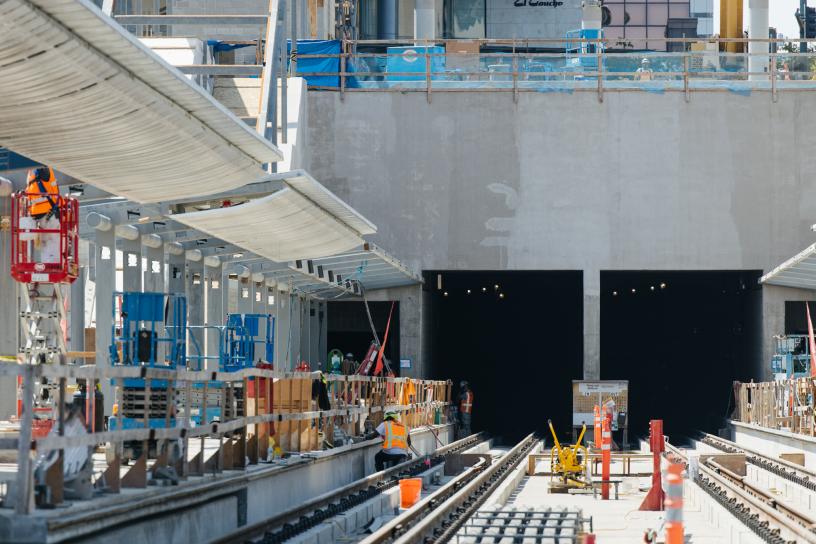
[666,436,816,544]
[699,433,816,492]
[213,433,488,544]
[362,433,538,544]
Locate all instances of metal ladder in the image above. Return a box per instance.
[18,281,67,365]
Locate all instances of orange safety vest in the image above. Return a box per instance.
[26,167,59,217]
[382,421,407,450]
[400,379,416,405]
[460,391,473,414]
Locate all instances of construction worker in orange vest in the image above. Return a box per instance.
[458,381,474,438]
[373,411,411,471]
[23,166,62,263]
[25,167,60,220]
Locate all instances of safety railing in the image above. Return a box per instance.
[733,377,816,437]
[289,38,816,103]
[0,360,452,515]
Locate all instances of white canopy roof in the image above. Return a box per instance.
[304,243,423,291]
[0,0,282,203]
[172,172,377,262]
[760,243,816,290]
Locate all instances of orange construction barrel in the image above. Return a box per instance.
[399,478,423,508]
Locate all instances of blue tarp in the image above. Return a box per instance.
[288,39,340,87]
[206,40,255,53]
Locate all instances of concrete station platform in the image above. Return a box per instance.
[729,420,816,471]
[0,425,454,544]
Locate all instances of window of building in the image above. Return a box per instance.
[602,0,690,49]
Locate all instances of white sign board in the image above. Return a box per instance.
[578,382,626,395]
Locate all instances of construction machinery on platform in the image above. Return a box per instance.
[110,298,277,451]
[548,419,590,492]
[186,313,275,425]
[10,188,79,437]
[771,334,812,380]
[8,181,97,505]
[108,291,186,460]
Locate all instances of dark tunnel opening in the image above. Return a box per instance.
[600,270,763,442]
[425,271,584,444]
[327,301,400,374]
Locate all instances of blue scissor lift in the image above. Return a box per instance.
[108,291,186,460]
[186,313,275,425]
[771,335,812,380]
[564,28,605,79]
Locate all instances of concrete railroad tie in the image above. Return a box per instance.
[457,505,579,543]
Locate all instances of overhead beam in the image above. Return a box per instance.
[177,65,262,77]
[114,15,268,25]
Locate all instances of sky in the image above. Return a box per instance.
[713,0,804,39]
[765,0,802,38]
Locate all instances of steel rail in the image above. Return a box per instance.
[360,456,491,543]
[362,433,537,544]
[213,433,488,544]
[699,433,816,491]
[705,459,816,533]
[696,461,816,543]
[669,437,816,543]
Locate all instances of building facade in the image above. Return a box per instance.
[602,0,691,47]
[690,0,714,37]
[358,0,701,44]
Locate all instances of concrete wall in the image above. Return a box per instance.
[761,284,816,380]
[305,90,816,378]
[166,0,269,48]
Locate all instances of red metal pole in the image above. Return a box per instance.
[639,419,665,510]
[601,416,611,499]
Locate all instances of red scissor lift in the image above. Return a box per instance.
[10,191,80,437]
[10,191,79,283]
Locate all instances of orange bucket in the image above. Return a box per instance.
[399,478,423,508]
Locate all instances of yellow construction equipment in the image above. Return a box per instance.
[548,419,590,492]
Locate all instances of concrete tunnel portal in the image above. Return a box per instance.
[425,270,764,445]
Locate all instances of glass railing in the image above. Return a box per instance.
[292,39,816,96]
